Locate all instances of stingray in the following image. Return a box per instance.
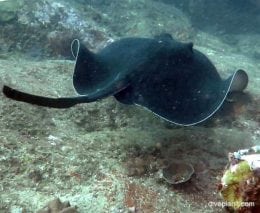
[2,33,249,126]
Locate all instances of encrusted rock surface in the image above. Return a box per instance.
[0,0,259,212]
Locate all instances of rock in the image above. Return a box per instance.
[0,0,24,22]
[36,198,78,213]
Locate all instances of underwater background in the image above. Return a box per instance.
[0,0,259,212]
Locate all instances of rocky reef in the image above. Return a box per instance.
[0,0,259,212]
[219,146,260,212]
[0,0,24,22]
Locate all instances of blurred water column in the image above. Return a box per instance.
[0,0,24,23]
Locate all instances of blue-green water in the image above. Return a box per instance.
[0,0,259,212]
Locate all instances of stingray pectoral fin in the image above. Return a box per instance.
[229,69,248,92]
[114,86,134,105]
[72,39,98,94]
[71,39,80,59]
[2,85,98,108]
[72,39,109,95]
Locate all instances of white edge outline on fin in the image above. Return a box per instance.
[135,69,248,127]
[69,40,248,126]
[71,39,80,59]
[71,39,80,94]
[70,39,130,99]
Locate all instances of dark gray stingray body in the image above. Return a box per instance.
[2,34,248,126]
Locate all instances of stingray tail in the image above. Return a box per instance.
[2,85,93,108]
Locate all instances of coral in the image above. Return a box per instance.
[162,161,194,184]
[219,147,260,212]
